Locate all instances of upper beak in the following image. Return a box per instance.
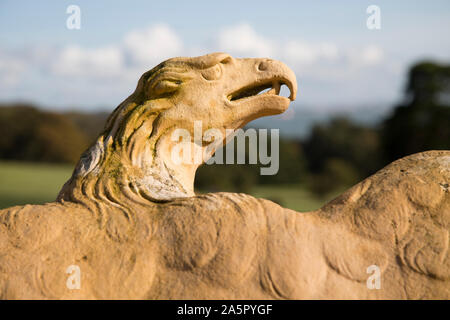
[255,58,297,101]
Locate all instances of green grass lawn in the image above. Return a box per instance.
[0,161,344,211]
[0,161,74,209]
[250,184,344,212]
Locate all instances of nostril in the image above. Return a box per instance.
[257,61,268,71]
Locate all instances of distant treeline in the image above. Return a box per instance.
[0,106,109,163]
[0,61,449,195]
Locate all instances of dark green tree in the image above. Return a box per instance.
[382,61,450,162]
[0,105,89,163]
[303,117,382,178]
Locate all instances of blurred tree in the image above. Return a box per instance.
[0,105,89,163]
[303,117,382,180]
[195,131,306,192]
[382,61,450,162]
[256,137,306,185]
[195,163,257,193]
[65,111,109,143]
[406,61,450,105]
[309,158,360,196]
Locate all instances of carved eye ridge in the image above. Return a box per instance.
[201,64,222,81]
[150,78,182,97]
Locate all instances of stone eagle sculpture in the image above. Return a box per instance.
[0,53,448,299]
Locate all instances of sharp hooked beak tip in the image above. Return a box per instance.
[289,82,297,101]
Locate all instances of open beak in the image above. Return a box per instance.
[225,58,297,125]
[227,77,296,102]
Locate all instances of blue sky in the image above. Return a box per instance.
[0,0,449,112]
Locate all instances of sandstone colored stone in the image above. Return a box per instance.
[0,53,448,299]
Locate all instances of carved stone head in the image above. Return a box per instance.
[58,53,297,204]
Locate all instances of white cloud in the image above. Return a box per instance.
[215,24,345,69]
[284,41,339,65]
[51,24,183,78]
[345,45,384,67]
[0,50,27,86]
[52,45,124,77]
[360,45,384,65]
[284,41,317,64]
[0,23,394,110]
[319,43,339,61]
[123,24,182,67]
[217,24,274,57]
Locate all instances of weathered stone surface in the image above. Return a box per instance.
[0,53,448,299]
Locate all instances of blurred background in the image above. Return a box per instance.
[0,0,449,211]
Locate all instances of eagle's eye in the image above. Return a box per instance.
[149,78,182,98]
[201,64,222,81]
